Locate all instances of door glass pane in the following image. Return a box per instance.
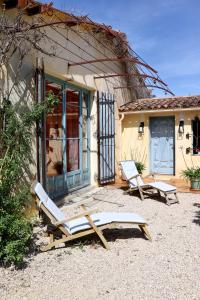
[45,80,63,176]
[66,89,80,172]
[67,139,79,172]
[46,139,63,176]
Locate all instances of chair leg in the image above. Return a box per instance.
[138,187,145,201]
[126,187,132,194]
[164,193,171,206]
[41,235,55,252]
[139,225,152,241]
[86,215,110,250]
[49,233,54,243]
[174,192,179,203]
[81,204,110,250]
[165,192,179,205]
[157,190,161,197]
[41,232,55,252]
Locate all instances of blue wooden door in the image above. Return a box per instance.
[150,116,175,174]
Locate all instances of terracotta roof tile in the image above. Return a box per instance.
[119,95,200,112]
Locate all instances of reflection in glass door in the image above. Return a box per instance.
[66,89,80,172]
[45,80,65,196]
[45,77,90,198]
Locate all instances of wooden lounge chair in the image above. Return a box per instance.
[33,182,152,251]
[119,160,179,205]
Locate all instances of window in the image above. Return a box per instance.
[192,117,200,154]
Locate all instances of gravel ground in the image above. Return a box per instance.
[1,187,200,300]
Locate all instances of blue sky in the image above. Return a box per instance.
[40,0,200,97]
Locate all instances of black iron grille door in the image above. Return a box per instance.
[97,92,115,185]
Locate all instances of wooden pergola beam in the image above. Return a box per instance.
[69,57,157,73]
[94,73,168,87]
[114,85,174,96]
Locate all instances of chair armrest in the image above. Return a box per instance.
[54,209,99,226]
[127,174,140,181]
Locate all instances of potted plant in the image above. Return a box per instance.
[181,167,200,190]
[135,161,145,175]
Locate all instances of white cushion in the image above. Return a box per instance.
[149,181,176,192]
[120,160,144,186]
[68,212,146,234]
[34,182,71,233]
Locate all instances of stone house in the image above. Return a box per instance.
[1,0,173,198]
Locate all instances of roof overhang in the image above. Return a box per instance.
[119,107,200,115]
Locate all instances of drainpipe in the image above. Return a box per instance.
[119,113,125,161]
[36,57,46,188]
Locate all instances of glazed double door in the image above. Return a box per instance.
[45,78,90,198]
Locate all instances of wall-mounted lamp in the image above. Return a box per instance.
[178,119,184,133]
[186,147,191,154]
[138,122,144,134]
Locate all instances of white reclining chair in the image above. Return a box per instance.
[119,160,179,205]
[33,182,152,251]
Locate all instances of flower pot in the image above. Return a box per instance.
[190,178,200,190]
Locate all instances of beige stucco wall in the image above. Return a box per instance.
[121,109,200,178]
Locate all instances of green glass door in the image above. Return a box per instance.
[45,76,90,198]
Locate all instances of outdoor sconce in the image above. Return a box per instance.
[178,119,184,133]
[138,122,144,134]
[186,132,192,139]
[186,147,191,154]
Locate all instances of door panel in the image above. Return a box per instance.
[150,116,175,174]
[45,80,64,179]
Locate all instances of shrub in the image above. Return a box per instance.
[0,212,32,265]
[0,96,55,266]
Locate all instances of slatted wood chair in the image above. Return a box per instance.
[33,181,152,251]
[119,160,179,205]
